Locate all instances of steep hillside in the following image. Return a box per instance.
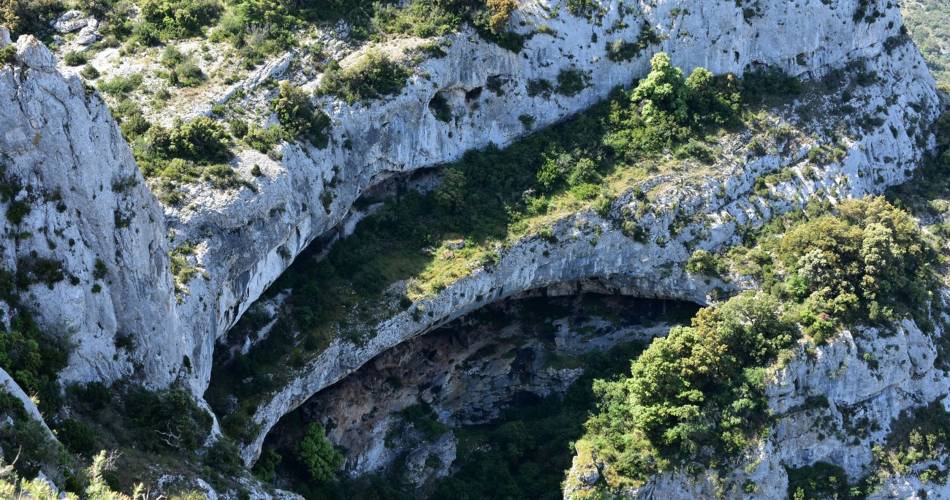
[0,0,945,497]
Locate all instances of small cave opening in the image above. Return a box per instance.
[257,292,700,498]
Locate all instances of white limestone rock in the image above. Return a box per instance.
[0,36,183,389]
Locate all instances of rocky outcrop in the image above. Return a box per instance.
[0,0,942,485]
[0,33,183,389]
[0,0,933,396]
[236,34,941,465]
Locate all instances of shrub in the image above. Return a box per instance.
[526,78,552,98]
[166,117,232,163]
[772,197,935,339]
[486,0,516,33]
[0,46,16,65]
[555,68,590,97]
[254,449,282,483]
[80,64,100,80]
[123,386,212,452]
[0,312,67,414]
[428,93,452,122]
[137,0,221,41]
[273,83,331,148]
[244,124,284,153]
[1,0,63,38]
[58,418,97,456]
[161,47,204,87]
[873,400,950,480]
[605,23,661,62]
[604,52,741,157]
[63,51,87,66]
[97,73,143,96]
[0,392,63,478]
[318,50,411,104]
[685,249,723,277]
[786,462,852,500]
[229,119,249,138]
[297,423,343,482]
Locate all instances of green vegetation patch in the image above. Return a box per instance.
[579,193,939,492]
[107,105,249,202]
[273,82,331,148]
[728,197,938,343]
[873,400,950,484]
[786,462,854,500]
[318,50,412,104]
[903,0,950,89]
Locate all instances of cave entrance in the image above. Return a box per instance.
[258,292,700,497]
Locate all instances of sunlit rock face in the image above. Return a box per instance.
[0,0,942,489]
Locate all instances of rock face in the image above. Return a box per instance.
[0,0,942,483]
[178,0,939,402]
[0,35,183,389]
[0,0,929,394]
[236,32,940,465]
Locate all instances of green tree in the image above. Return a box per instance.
[298,423,343,482]
[273,83,331,148]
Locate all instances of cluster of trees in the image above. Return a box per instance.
[584,293,795,484]
[737,196,936,342]
[109,108,248,201]
[136,0,221,43]
[604,53,741,157]
[318,50,412,104]
[273,83,332,148]
[0,0,62,38]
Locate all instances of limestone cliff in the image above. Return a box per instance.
[0,0,944,495]
[0,32,183,389]
[3,0,934,401]
[235,36,940,465]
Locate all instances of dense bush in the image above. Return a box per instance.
[160,46,205,87]
[0,391,64,478]
[584,292,795,484]
[555,68,589,97]
[212,0,299,57]
[130,116,242,194]
[273,83,331,148]
[318,50,412,104]
[786,462,852,500]
[123,386,212,452]
[873,400,950,482]
[733,197,937,342]
[0,312,67,413]
[164,116,232,162]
